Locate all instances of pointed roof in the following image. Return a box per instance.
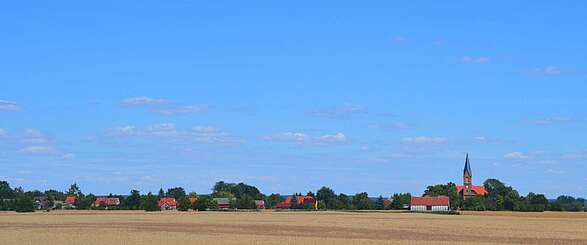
[464,153,472,176]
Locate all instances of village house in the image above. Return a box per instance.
[255,200,265,209]
[213,198,233,209]
[158,197,177,210]
[457,154,488,200]
[276,195,316,209]
[64,195,77,209]
[410,196,450,212]
[94,197,121,208]
[33,196,50,210]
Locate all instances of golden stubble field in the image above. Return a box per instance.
[1,210,586,245]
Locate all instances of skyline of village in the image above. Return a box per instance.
[1,1,586,198]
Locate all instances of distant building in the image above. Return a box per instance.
[213,198,233,209]
[64,196,77,209]
[33,196,50,210]
[255,200,265,209]
[410,196,450,212]
[94,197,121,208]
[457,154,488,200]
[276,195,316,209]
[158,197,177,210]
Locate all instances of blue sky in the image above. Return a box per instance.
[1,1,586,197]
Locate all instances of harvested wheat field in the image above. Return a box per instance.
[1,211,586,245]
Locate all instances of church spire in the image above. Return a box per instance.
[463,153,472,177]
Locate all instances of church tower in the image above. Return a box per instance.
[462,153,475,199]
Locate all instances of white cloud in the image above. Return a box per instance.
[107,124,242,144]
[151,105,207,115]
[400,136,447,145]
[121,96,166,106]
[263,132,308,142]
[264,132,346,144]
[504,151,529,159]
[18,146,54,154]
[531,66,561,75]
[0,128,5,137]
[309,104,367,118]
[529,117,573,125]
[21,129,52,144]
[546,169,565,175]
[462,56,490,63]
[0,100,20,111]
[318,133,346,142]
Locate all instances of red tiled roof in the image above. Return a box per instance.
[158,197,177,207]
[456,185,488,196]
[95,197,120,206]
[65,196,77,204]
[411,196,450,206]
[276,195,315,209]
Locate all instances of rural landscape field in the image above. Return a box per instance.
[1,211,586,245]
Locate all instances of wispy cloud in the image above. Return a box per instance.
[263,132,347,144]
[504,151,529,159]
[62,153,75,160]
[151,105,207,115]
[561,152,586,160]
[0,128,5,137]
[531,66,561,75]
[462,56,490,64]
[107,123,243,144]
[400,136,447,145]
[121,96,166,106]
[18,146,55,154]
[309,104,367,118]
[369,122,414,130]
[529,117,573,125]
[0,100,21,111]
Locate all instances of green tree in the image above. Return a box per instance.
[177,197,191,211]
[375,196,385,210]
[290,194,299,209]
[236,194,256,209]
[352,192,373,210]
[167,187,186,200]
[67,183,82,197]
[142,192,160,212]
[266,193,282,209]
[77,194,95,209]
[126,190,141,210]
[157,188,165,198]
[316,187,337,209]
[462,196,487,211]
[0,181,15,199]
[390,193,411,209]
[14,196,35,213]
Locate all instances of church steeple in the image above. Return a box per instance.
[463,153,472,177]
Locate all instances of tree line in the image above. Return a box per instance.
[1,179,585,212]
[423,179,586,212]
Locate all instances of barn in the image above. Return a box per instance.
[94,197,121,207]
[158,197,177,210]
[410,196,450,212]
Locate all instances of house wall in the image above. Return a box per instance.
[410,205,449,212]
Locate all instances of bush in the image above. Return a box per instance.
[15,197,35,213]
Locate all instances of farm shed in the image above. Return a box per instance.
[410,196,450,212]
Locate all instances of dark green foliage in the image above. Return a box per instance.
[236,194,256,209]
[316,187,337,209]
[212,181,263,200]
[550,195,585,211]
[15,196,35,213]
[167,187,186,200]
[375,196,385,210]
[77,194,95,210]
[192,196,218,211]
[67,183,82,197]
[177,197,191,211]
[265,193,282,209]
[125,190,141,210]
[158,188,165,198]
[390,193,411,209]
[290,193,299,209]
[0,181,15,199]
[352,192,373,210]
[461,196,487,211]
[142,192,160,212]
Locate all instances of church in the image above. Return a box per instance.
[456,154,488,199]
